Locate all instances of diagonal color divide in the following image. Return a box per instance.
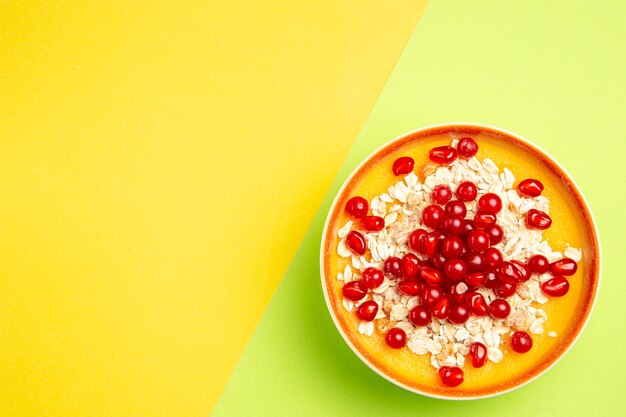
[212,0,626,415]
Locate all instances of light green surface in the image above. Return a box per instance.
[212,1,626,415]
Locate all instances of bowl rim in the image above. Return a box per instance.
[319,122,602,400]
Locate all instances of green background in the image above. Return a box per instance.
[213,0,626,415]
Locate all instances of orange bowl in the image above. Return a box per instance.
[320,123,601,399]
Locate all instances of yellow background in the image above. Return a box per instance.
[0,1,427,415]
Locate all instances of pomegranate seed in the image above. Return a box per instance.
[485,224,504,245]
[421,267,444,285]
[448,304,471,325]
[356,300,378,321]
[361,215,385,232]
[457,137,478,158]
[466,229,490,253]
[499,261,528,284]
[526,209,552,230]
[443,216,465,236]
[398,280,422,296]
[495,281,517,298]
[456,181,478,202]
[489,299,511,320]
[345,196,369,218]
[511,260,531,282]
[385,327,407,349]
[433,296,451,319]
[466,292,489,316]
[383,257,402,278]
[441,236,465,258]
[518,178,544,197]
[342,280,367,301]
[432,185,453,204]
[510,331,533,353]
[361,267,384,289]
[460,219,475,238]
[466,272,486,287]
[346,231,366,255]
[409,306,432,327]
[420,286,444,307]
[429,146,458,165]
[439,366,464,387]
[444,200,467,218]
[527,254,550,274]
[422,205,445,228]
[541,276,570,297]
[484,247,504,269]
[421,232,440,258]
[469,342,487,368]
[477,193,503,214]
[430,253,446,270]
[401,253,421,280]
[550,258,578,276]
[464,252,486,272]
[473,211,497,229]
[449,281,469,303]
[484,270,500,289]
[392,156,414,176]
[443,258,468,281]
[408,229,427,252]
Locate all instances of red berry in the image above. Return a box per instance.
[527,254,550,274]
[430,253,446,270]
[383,256,402,278]
[441,236,465,258]
[392,156,415,176]
[342,280,367,301]
[385,327,407,349]
[511,260,531,282]
[499,261,528,284]
[459,219,475,238]
[433,296,451,319]
[408,229,427,252]
[429,146,458,165]
[361,267,384,289]
[409,306,431,327]
[421,232,440,258]
[448,281,469,303]
[356,300,378,321]
[466,272,486,287]
[439,366,464,387]
[422,205,445,228]
[469,342,487,368]
[484,270,500,289]
[464,252,486,272]
[518,178,544,197]
[473,211,497,229]
[485,224,504,245]
[489,299,511,320]
[420,285,444,307]
[448,303,471,325]
[444,200,467,218]
[398,280,422,296]
[443,258,468,281]
[550,258,578,276]
[457,137,479,158]
[510,331,533,353]
[495,281,517,298]
[346,231,366,255]
[526,209,552,230]
[456,181,478,202]
[466,292,489,316]
[345,196,369,218]
[420,267,444,285]
[361,215,385,232]
[541,276,570,297]
[467,229,490,253]
[477,193,503,214]
[401,253,421,280]
[484,247,504,269]
[432,185,453,204]
[443,216,465,235]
